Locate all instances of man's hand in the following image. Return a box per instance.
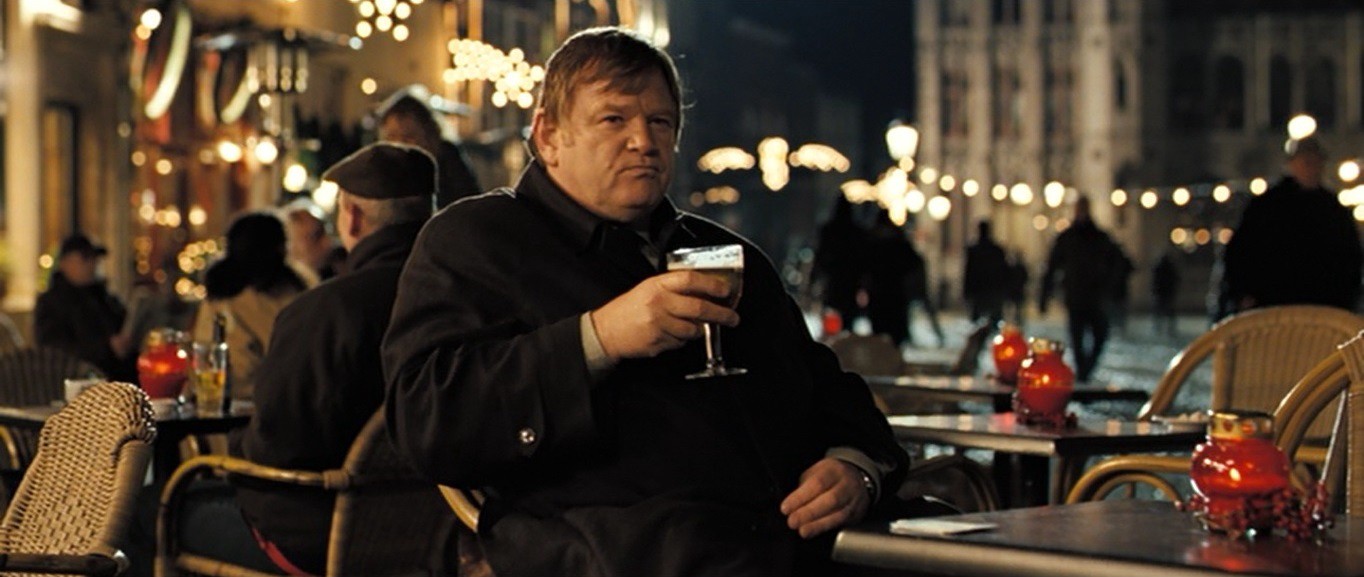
[591,270,739,360]
[780,458,872,539]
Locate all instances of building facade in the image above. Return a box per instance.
[915,0,1364,311]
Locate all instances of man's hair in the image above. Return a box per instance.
[344,192,432,229]
[537,27,683,138]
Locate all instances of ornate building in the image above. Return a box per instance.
[915,0,1364,310]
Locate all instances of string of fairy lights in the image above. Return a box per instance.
[697,114,1363,253]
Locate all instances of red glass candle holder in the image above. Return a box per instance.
[1013,338,1075,425]
[991,323,1028,383]
[1189,411,1291,534]
[137,328,189,399]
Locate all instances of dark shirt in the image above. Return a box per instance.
[34,273,132,381]
[232,221,424,574]
[1223,176,1363,311]
[381,162,907,577]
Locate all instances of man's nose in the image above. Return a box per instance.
[626,119,659,154]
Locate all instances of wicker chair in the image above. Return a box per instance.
[1066,332,1359,503]
[0,348,104,471]
[156,409,456,577]
[1326,330,1364,517]
[1140,305,1364,438]
[827,334,905,376]
[0,380,155,576]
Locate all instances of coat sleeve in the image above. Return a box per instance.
[381,214,599,487]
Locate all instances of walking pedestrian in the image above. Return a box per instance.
[1152,250,1181,337]
[1039,197,1124,382]
[963,220,1010,327]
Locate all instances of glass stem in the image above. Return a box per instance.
[703,322,724,370]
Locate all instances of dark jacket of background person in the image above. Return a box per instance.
[863,213,921,347]
[963,222,1010,324]
[381,163,908,577]
[1153,253,1181,308]
[1039,220,1123,313]
[232,221,423,573]
[810,196,867,322]
[34,272,131,380]
[1222,175,1363,312]
[437,139,482,207]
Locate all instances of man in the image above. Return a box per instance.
[283,197,345,282]
[963,220,1010,327]
[34,233,135,381]
[229,142,437,574]
[1222,136,1362,312]
[377,84,482,208]
[383,27,907,577]
[1039,196,1124,382]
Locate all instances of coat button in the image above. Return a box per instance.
[518,427,537,445]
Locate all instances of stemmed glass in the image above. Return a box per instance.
[666,244,747,379]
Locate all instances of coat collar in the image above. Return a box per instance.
[345,221,423,274]
[513,161,697,258]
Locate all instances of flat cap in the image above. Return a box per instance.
[322,142,437,200]
[59,233,108,258]
[1284,135,1326,159]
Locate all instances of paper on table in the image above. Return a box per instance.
[889,518,997,536]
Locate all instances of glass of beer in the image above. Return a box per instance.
[665,244,747,379]
[190,342,226,417]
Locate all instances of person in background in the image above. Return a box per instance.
[190,143,438,575]
[382,27,908,577]
[376,84,482,208]
[1006,251,1030,326]
[34,233,135,381]
[192,212,312,401]
[1039,196,1124,382]
[810,195,867,332]
[1222,135,1362,313]
[1109,247,1135,336]
[283,197,345,283]
[1152,250,1181,337]
[962,220,1010,327]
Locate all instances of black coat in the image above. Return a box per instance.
[1223,176,1363,311]
[382,162,907,577]
[33,273,132,381]
[1040,220,1123,312]
[232,221,423,574]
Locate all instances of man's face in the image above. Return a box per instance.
[380,114,440,155]
[1289,152,1325,189]
[59,253,98,286]
[535,70,678,225]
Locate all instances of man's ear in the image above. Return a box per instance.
[531,108,560,166]
[345,200,365,239]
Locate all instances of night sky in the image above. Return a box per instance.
[730,0,917,155]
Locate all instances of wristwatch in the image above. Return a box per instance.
[856,467,877,502]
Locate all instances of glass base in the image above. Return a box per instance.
[685,366,748,380]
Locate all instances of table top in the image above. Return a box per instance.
[887,412,1204,456]
[864,374,1150,403]
[834,500,1364,577]
[0,401,253,435]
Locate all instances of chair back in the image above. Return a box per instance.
[0,381,153,560]
[1067,337,1357,504]
[1141,305,1364,439]
[326,410,456,575]
[827,334,904,376]
[1327,331,1364,517]
[948,321,994,376]
[0,314,26,356]
[0,348,104,470]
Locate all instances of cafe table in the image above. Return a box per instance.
[864,374,1150,413]
[888,412,1203,505]
[833,500,1364,577]
[0,400,253,484]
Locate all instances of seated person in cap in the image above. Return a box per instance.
[175,142,441,574]
[34,233,136,381]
